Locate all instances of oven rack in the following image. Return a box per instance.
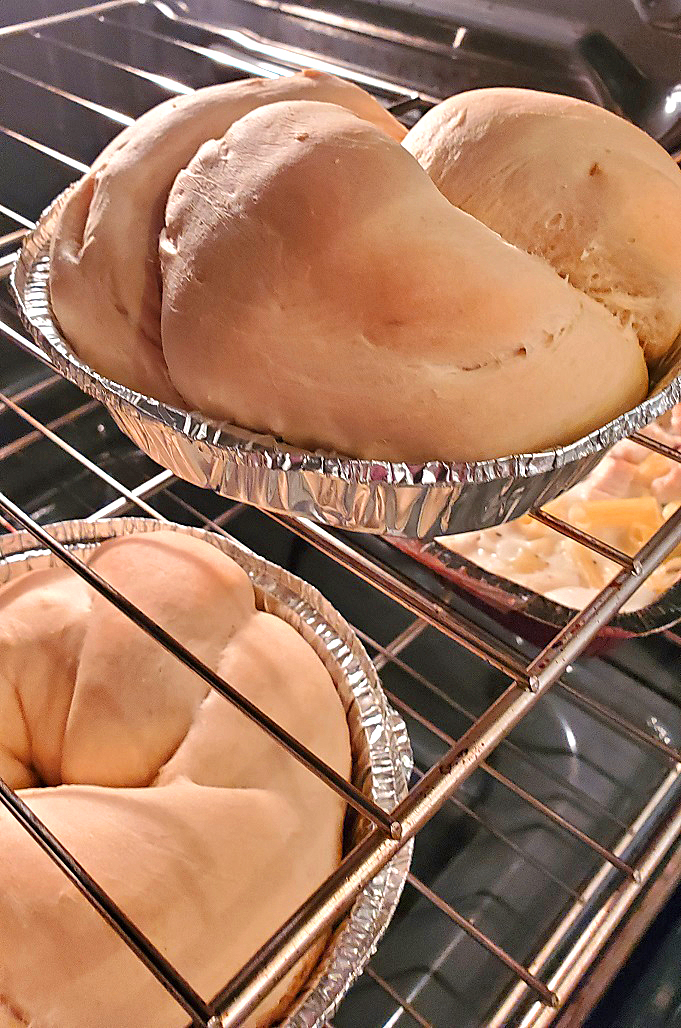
[1,3,681,1027]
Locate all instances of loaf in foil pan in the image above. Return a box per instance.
[0,517,413,1027]
[11,189,681,540]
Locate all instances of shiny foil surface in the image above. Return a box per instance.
[0,517,413,1027]
[12,189,681,539]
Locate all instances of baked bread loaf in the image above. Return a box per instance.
[49,71,406,403]
[159,100,647,462]
[48,81,665,462]
[0,530,351,1028]
[403,87,681,362]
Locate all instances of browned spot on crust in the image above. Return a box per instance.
[0,993,30,1026]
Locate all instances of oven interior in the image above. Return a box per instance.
[1,3,681,1027]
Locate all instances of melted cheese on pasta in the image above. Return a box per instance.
[439,409,681,611]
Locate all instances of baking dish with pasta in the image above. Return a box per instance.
[392,406,681,640]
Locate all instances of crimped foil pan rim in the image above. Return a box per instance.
[11,187,681,538]
[0,517,413,1028]
[392,536,681,638]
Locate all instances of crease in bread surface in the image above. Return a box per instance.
[403,86,681,363]
[159,99,647,462]
[0,530,351,1028]
[48,70,405,405]
[47,79,666,465]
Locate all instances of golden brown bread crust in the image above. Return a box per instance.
[0,531,351,1028]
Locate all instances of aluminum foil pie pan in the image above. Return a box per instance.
[0,517,413,1028]
[11,187,681,539]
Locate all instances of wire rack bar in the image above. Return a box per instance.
[0,60,135,127]
[0,227,27,248]
[0,0,131,38]
[269,515,534,687]
[481,763,635,876]
[384,685,634,875]
[164,492,246,534]
[0,490,397,838]
[209,702,547,1027]
[550,842,681,1028]
[360,596,680,773]
[0,388,168,520]
[405,872,558,1006]
[556,679,681,763]
[96,480,245,554]
[364,967,434,1028]
[353,626,631,832]
[365,621,596,893]
[527,506,681,689]
[0,252,18,278]
[0,397,99,460]
[488,767,681,1027]
[534,808,681,1027]
[0,776,211,1026]
[631,431,681,462]
[0,123,89,173]
[528,508,637,570]
[105,11,420,98]
[209,505,681,1027]
[87,469,175,520]
[32,31,195,96]
[0,203,35,229]
[205,0,463,62]
[409,766,584,902]
[0,361,241,544]
[0,316,61,365]
[371,618,428,670]
[182,8,441,103]
[97,13,293,80]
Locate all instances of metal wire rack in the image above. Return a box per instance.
[1,3,681,1026]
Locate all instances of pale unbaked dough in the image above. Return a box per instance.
[0,530,351,1028]
[159,100,646,462]
[403,87,681,361]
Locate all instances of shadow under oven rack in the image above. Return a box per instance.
[1,2,681,1026]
